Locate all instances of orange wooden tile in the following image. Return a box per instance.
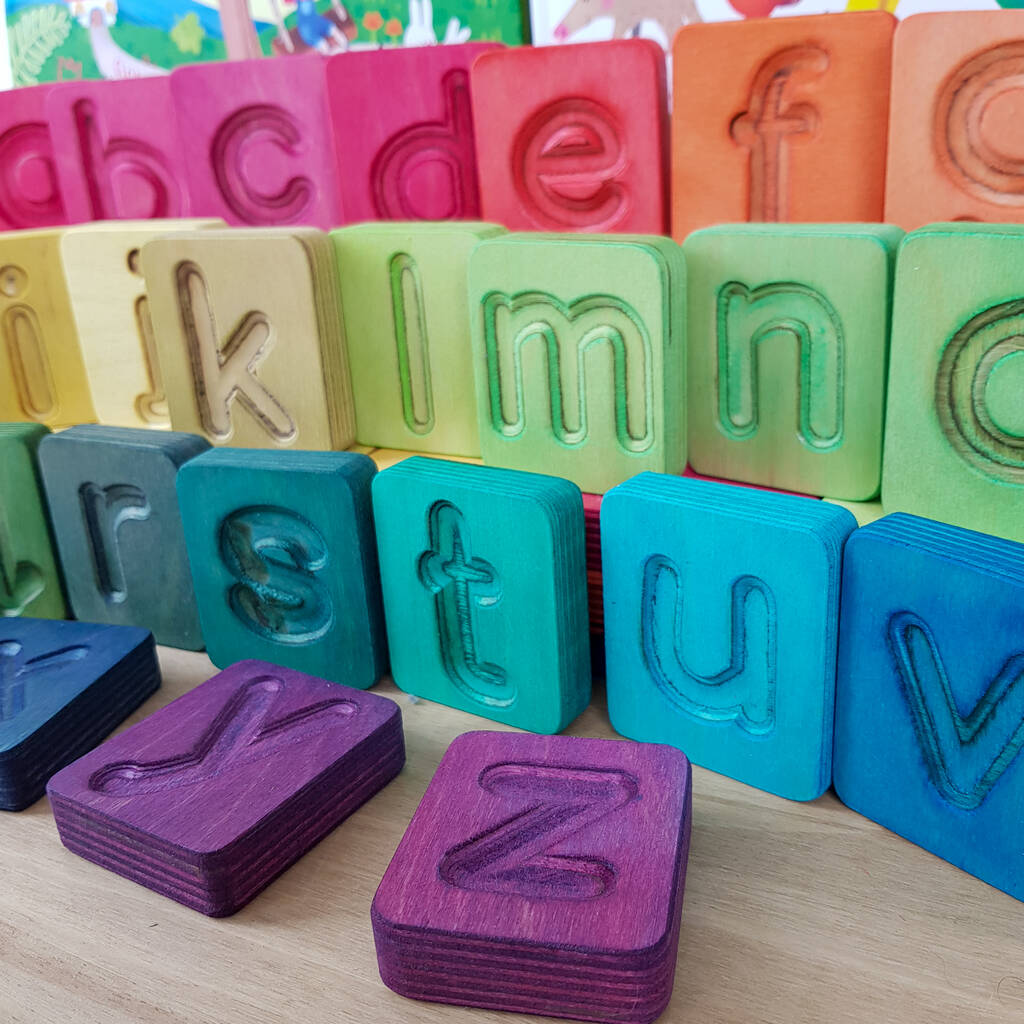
[885,12,1024,229]
[671,12,894,241]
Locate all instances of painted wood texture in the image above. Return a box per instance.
[468,233,686,493]
[176,448,386,689]
[5,649,1024,1024]
[171,55,341,229]
[332,222,504,454]
[602,473,855,801]
[0,618,158,811]
[882,224,1024,544]
[672,12,894,239]
[0,84,64,230]
[372,458,590,733]
[885,12,1024,229]
[61,220,223,430]
[471,40,668,234]
[0,423,65,620]
[142,228,355,450]
[372,730,692,1024]
[834,514,1024,902]
[326,44,501,223]
[37,425,209,650]
[0,229,95,429]
[48,659,405,917]
[684,224,901,500]
[46,78,191,224]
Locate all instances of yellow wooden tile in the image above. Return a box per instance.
[61,219,223,430]
[0,229,95,429]
[142,229,354,451]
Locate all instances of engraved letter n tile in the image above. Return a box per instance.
[834,513,1024,902]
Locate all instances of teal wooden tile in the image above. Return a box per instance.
[332,222,505,455]
[602,473,855,801]
[684,224,902,501]
[372,457,590,733]
[0,424,65,620]
[468,234,687,494]
[883,224,1024,543]
[38,426,208,647]
[176,449,386,689]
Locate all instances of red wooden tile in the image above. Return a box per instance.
[471,40,668,233]
[0,84,65,230]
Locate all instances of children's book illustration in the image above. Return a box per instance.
[5,0,521,85]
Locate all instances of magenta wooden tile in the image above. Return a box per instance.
[46,77,190,223]
[48,659,404,915]
[325,43,500,222]
[0,84,65,230]
[170,56,341,229]
[372,730,692,1023]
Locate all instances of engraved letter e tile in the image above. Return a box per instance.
[372,731,692,1024]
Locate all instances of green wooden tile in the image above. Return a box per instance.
[332,223,506,455]
[0,424,66,619]
[883,224,1024,542]
[468,233,687,494]
[684,225,902,501]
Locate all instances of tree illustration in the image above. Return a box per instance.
[10,5,73,87]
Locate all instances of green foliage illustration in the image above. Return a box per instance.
[171,12,206,55]
[10,4,72,87]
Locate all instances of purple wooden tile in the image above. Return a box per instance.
[373,730,692,962]
[48,659,402,858]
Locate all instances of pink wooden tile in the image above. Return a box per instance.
[0,84,65,229]
[325,43,500,222]
[46,77,190,223]
[170,55,341,229]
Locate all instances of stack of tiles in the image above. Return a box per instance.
[48,660,405,916]
[372,731,692,1024]
[0,619,159,811]
[582,492,604,642]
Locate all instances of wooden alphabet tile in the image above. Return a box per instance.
[602,473,855,801]
[886,12,1024,228]
[0,618,158,811]
[468,233,686,493]
[38,425,210,649]
[372,458,590,733]
[326,44,501,223]
[0,84,65,230]
[46,78,191,224]
[0,229,95,429]
[142,229,355,450]
[332,221,505,454]
[61,220,223,430]
[684,224,902,500]
[834,514,1024,902]
[171,56,341,229]
[471,40,668,234]
[882,225,1024,543]
[48,659,405,916]
[372,731,692,1024]
[672,13,895,239]
[0,424,66,620]
[176,449,386,690]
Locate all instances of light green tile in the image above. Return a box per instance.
[823,497,884,527]
[468,233,687,494]
[684,224,901,500]
[883,225,1024,542]
[332,222,505,455]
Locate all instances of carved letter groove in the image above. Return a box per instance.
[0,640,89,722]
[390,252,434,435]
[79,483,151,605]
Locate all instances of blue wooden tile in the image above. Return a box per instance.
[0,618,159,810]
[176,449,386,689]
[372,457,590,733]
[38,425,210,649]
[0,424,66,620]
[834,513,1024,901]
[602,473,855,801]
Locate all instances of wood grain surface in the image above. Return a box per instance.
[1,646,1023,1024]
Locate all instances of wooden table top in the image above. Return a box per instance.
[2,646,1023,1024]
